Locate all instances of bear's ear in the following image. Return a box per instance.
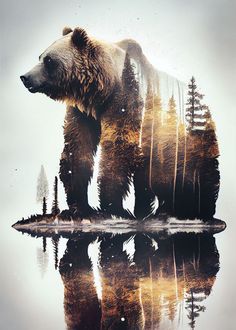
[71,27,89,49]
[62,26,73,36]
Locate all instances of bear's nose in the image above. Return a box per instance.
[20,75,28,85]
[20,75,33,89]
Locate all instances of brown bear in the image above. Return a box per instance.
[20,27,157,219]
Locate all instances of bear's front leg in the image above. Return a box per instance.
[59,106,101,219]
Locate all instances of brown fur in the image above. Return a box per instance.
[60,106,100,216]
[22,27,159,218]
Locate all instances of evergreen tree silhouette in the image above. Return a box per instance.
[43,236,47,253]
[52,236,60,270]
[51,176,60,215]
[176,77,220,220]
[185,289,206,329]
[120,52,143,166]
[122,52,140,102]
[42,197,47,215]
[141,82,154,160]
[153,95,178,214]
[121,51,143,135]
[186,77,208,131]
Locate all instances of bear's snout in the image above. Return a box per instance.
[20,63,46,94]
[20,75,30,87]
[20,74,38,93]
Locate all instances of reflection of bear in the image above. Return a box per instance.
[58,233,219,330]
[20,26,156,219]
[59,236,102,329]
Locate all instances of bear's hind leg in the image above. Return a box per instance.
[99,140,135,219]
[133,159,156,220]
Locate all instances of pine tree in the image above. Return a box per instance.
[168,95,177,115]
[36,165,49,204]
[141,82,154,158]
[151,94,165,201]
[185,289,206,329]
[153,94,163,164]
[202,108,219,158]
[121,51,143,132]
[122,52,140,105]
[199,106,220,219]
[51,176,60,215]
[52,236,59,270]
[42,197,47,215]
[186,77,208,131]
[120,52,143,173]
[184,77,220,219]
[158,95,178,212]
[43,236,47,253]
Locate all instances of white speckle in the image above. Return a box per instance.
[69,263,72,267]
[151,238,158,251]
[68,170,72,174]
[69,152,73,156]
[121,108,126,112]
[121,317,125,322]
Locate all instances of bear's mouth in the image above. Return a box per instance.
[26,82,62,100]
[27,84,50,95]
[27,86,39,93]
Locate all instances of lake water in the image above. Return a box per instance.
[0,198,235,330]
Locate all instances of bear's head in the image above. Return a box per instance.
[20,27,118,117]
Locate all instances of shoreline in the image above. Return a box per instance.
[12,217,226,236]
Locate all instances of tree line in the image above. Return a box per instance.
[141,76,220,219]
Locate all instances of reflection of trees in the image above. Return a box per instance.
[185,289,206,329]
[43,236,47,252]
[36,247,48,278]
[100,234,143,329]
[56,232,219,330]
[52,235,60,270]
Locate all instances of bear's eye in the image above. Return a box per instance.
[44,56,56,71]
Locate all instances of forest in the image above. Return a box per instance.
[140,76,220,220]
